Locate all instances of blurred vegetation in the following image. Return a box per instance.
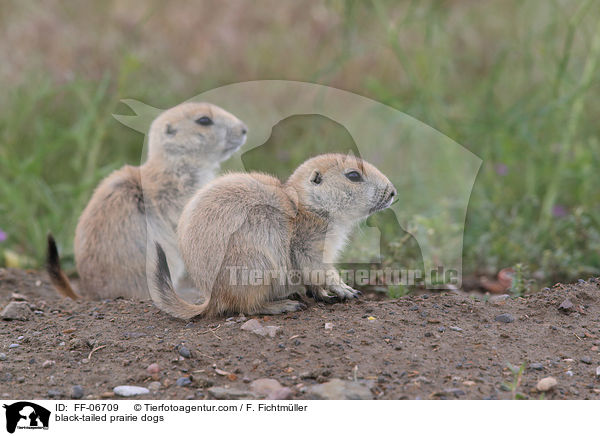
[0,0,599,290]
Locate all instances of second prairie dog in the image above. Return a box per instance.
[48,102,247,300]
[151,153,396,319]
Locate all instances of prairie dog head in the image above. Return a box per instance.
[287,153,396,223]
[147,102,247,166]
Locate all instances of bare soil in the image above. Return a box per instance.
[1,268,599,400]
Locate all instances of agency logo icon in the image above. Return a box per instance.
[2,402,50,434]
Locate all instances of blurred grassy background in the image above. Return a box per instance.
[0,0,599,290]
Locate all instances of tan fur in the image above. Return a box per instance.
[150,153,396,319]
[47,102,247,300]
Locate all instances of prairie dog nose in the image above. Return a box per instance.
[387,186,397,203]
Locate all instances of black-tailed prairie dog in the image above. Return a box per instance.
[47,102,247,300]
[151,153,396,319]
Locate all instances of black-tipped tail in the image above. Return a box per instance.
[154,242,173,292]
[46,233,79,299]
[149,242,208,320]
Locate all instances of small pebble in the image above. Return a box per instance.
[147,363,160,376]
[536,377,557,392]
[565,370,574,377]
[0,353,6,361]
[250,378,284,398]
[559,299,574,311]
[1,301,32,321]
[595,366,600,378]
[449,326,463,332]
[71,385,84,399]
[240,319,282,337]
[529,363,544,371]
[176,377,192,387]
[307,378,373,400]
[113,385,150,397]
[8,344,19,349]
[178,346,191,359]
[495,313,515,323]
[581,356,592,365]
[324,323,334,330]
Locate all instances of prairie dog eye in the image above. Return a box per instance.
[345,170,363,182]
[195,116,213,126]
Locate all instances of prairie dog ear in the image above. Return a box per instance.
[342,150,360,166]
[310,170,322,185]
[165,124,177,136]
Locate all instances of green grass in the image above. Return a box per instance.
[501,363,528,400]
[0,1,599,289]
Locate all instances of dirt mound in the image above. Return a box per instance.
[1,268,599,399]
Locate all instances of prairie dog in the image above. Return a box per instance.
[151,153,396,319]
[47,102,247,300]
